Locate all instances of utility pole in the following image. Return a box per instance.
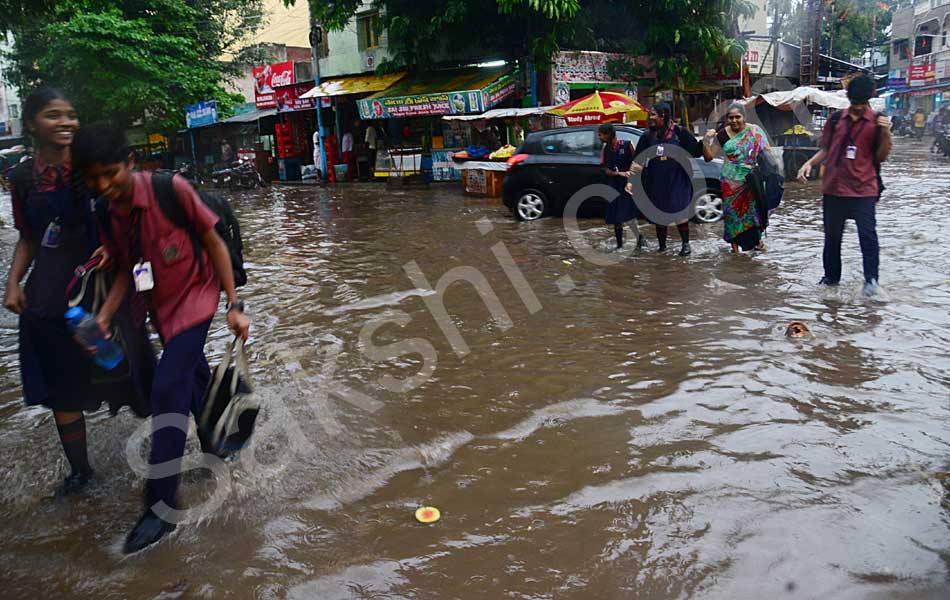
[309,12,328,181]
[800,0,825,86]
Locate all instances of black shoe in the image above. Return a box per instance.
[679,242,691,256]
[818,277,839,287]
[56,469,93,496]
[657,242,667,252]
[123,509,177,554]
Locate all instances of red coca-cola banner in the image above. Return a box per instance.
[253,60,295,108]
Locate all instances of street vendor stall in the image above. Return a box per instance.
[440,106,554,191]
[356,66,519,182]
[740,86,886,178]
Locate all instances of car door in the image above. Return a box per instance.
[536,129,601,209]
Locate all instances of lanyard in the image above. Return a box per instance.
[843,115,868,147]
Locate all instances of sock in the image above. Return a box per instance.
[655,225,668,247]
[677,223,690,243]
[55,415,91,476]
[614,225,623,248]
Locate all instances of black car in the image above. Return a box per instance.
[502,125,724,223]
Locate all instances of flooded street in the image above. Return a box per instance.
[1,138,949,599]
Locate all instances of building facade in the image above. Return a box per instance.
[888,0,950,112]
[0,32,22,143]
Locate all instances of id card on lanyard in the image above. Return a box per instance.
[843,117,867,161]
[128,207,153,291]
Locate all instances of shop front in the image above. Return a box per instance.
[253,60,320,181]
[301,71,407,181]
[356,66,519,180]
[886,60,949,114]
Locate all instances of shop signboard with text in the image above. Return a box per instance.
[275,83,317,112]
[481,75,517,111]
[744,40,775,76]
[908,63,936,87]
[185,100,218,128]
[253,60,295,108]
[358,90,481,119]
[937,60,950,82]
[554,51,651,84]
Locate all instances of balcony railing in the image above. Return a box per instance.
[912,46,950,65]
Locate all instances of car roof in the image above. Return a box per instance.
[526,124,642,140]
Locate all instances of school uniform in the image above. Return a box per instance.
[11,157,100,412]
[100,172,220,510]
[819,107,882,285]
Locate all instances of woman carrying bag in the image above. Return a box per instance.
[703,103,771,252]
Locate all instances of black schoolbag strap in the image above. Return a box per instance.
[150,171,205,274]
[8,159,34,204]
[94,196,113,243]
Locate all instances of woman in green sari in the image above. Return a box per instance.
[703,104,770,252]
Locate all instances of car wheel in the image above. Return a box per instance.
[693,192,723,224]
[515,189,547,221]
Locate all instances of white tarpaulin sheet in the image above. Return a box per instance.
[747,87,884,112]
[442,106,555,121]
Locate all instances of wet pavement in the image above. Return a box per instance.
[0,138,949,599]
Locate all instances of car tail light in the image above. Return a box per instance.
[507,153,530,166]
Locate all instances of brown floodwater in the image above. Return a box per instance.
[1,139,949,600]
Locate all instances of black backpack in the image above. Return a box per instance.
[827,109,886,197]
[96,171,247,287]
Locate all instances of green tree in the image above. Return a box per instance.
[7,0,265,131]
[824,0,893,62]
[563,0,757,87]
[296,0,579,70]
[298,0,753,86]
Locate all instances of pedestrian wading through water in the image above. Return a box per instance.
[73,121,252,555]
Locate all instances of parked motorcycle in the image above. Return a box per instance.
[936,124,950,158]
[177,161,204,186]
[211,157,267,189]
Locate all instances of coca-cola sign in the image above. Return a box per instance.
[253,60,296,108]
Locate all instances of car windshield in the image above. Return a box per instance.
[540,131,596,156]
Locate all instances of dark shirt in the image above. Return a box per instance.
[819,107,881,198]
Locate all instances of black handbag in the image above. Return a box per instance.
[199,336,259,456]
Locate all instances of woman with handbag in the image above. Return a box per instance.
[3,88,103,495]
[703,103,770,252]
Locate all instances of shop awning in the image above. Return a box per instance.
[220,108,277,123]
[442,106,555,121]
[746,86,884,112]
[300,72,407,99]
[357,66,517,119]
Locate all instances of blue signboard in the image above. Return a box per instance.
[185,100,218,128]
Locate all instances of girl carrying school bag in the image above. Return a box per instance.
[199,336,259,456]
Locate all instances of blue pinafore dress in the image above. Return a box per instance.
[602,139,639,225]
[14,163,100,411]
[638,126,696,225]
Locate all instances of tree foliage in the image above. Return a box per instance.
[770,0,894,61]
[296,0,579,69]
[296,0,751,85]
[7,0,265,131]
[562,0,757,86]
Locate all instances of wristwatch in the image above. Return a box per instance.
[226,300,245,313]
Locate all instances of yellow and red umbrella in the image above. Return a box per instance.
[547,90,648,126]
